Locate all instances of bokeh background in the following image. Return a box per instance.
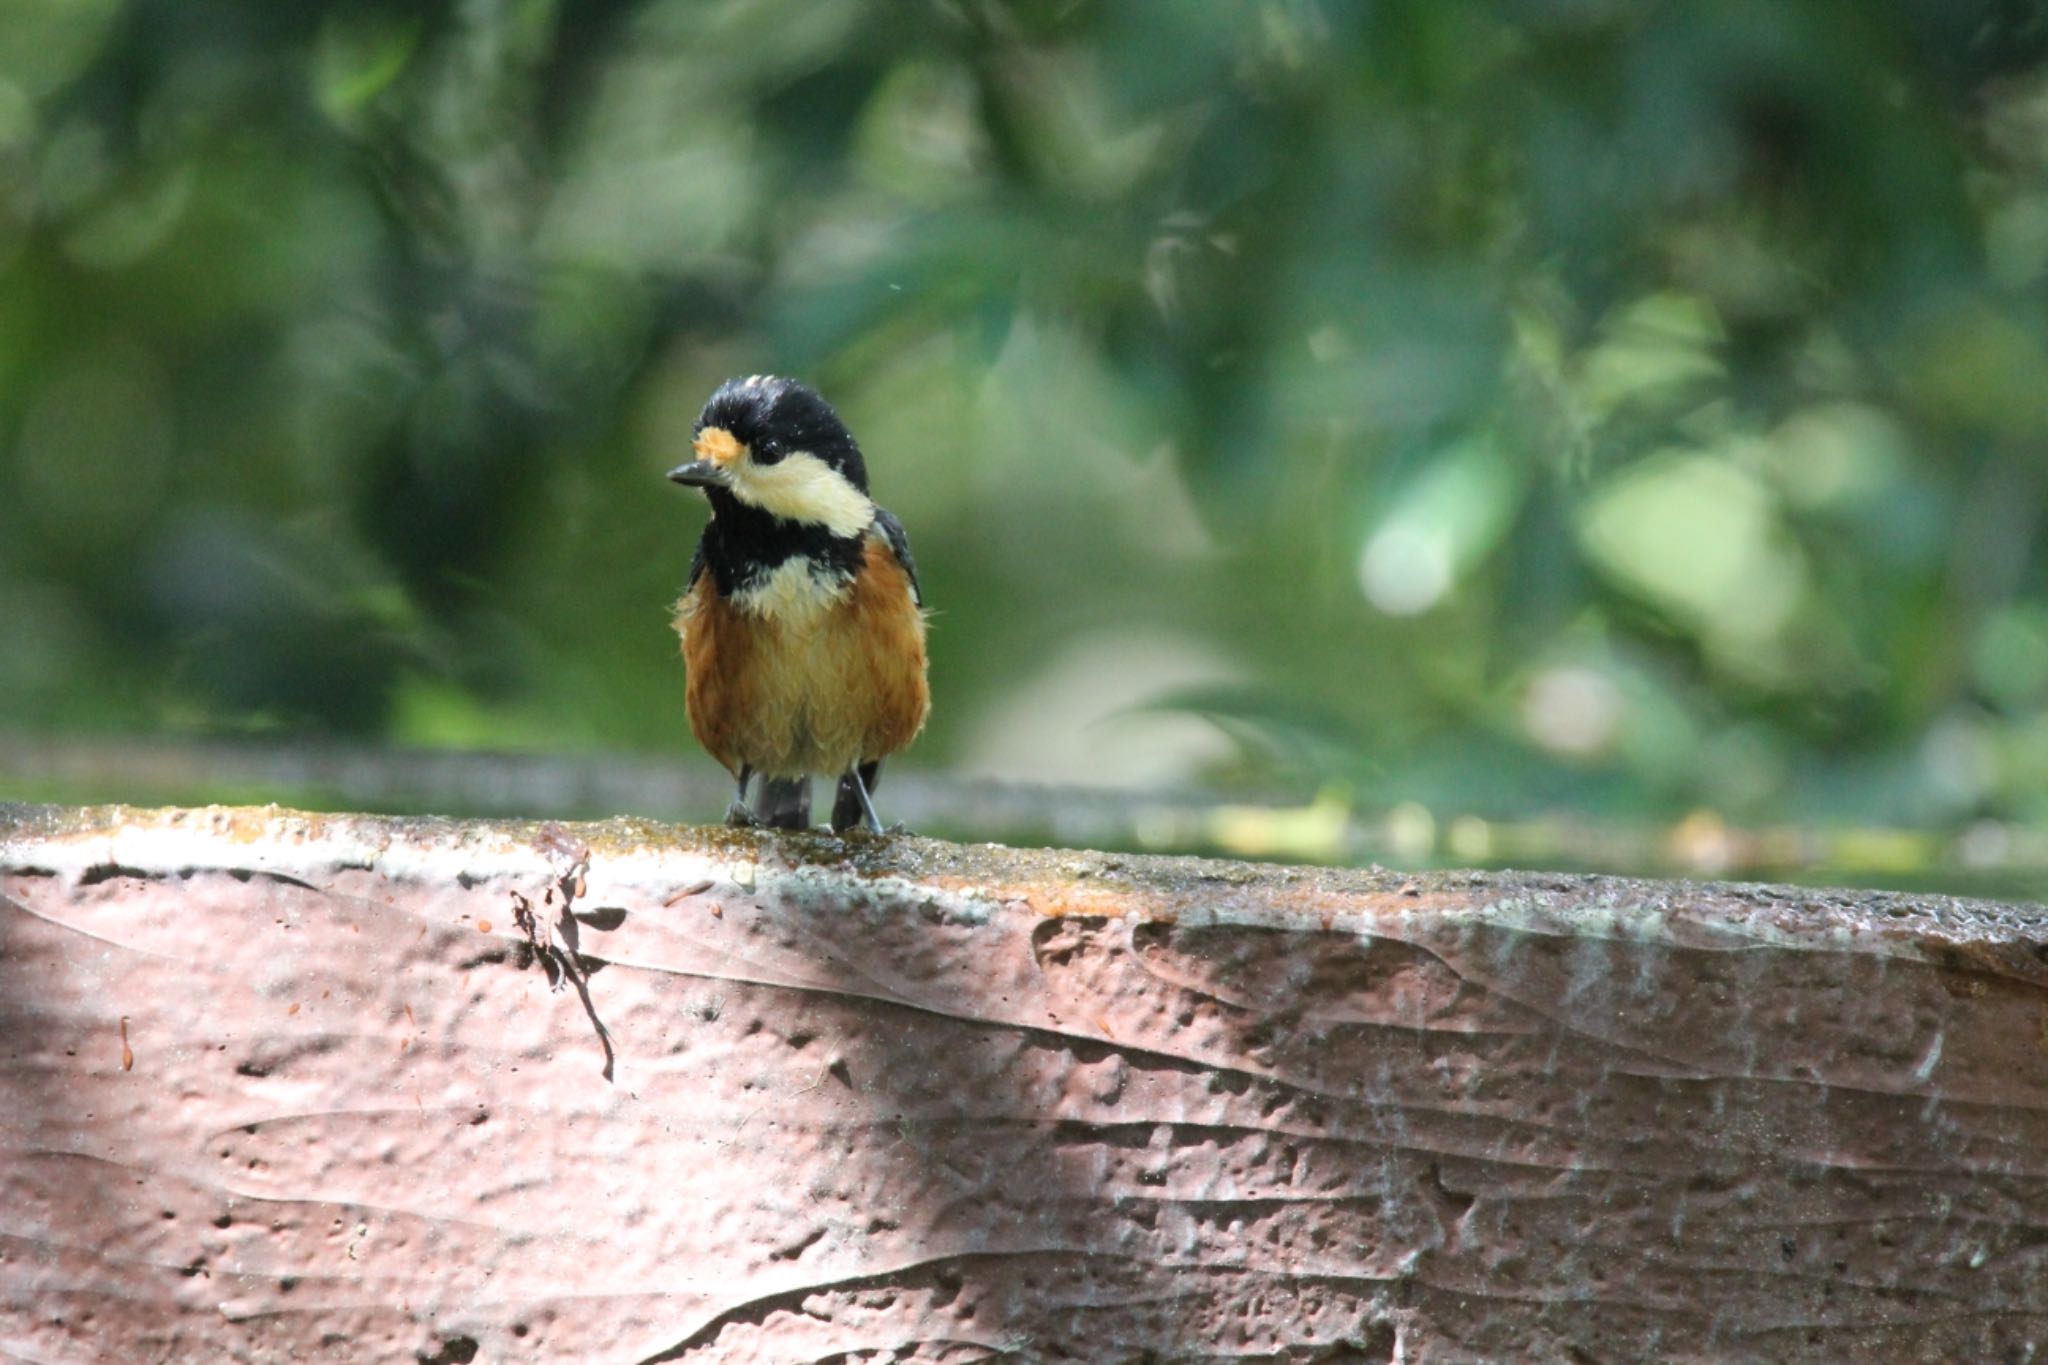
[7,0,2048,894]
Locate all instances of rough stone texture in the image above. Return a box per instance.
[2,804,2047,1363]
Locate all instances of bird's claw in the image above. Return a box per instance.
[724,801,759,828]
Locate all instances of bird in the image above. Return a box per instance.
[666,375,929,834]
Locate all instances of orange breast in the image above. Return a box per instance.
[675,535,928,778]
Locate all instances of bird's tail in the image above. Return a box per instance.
[756,777,812,830]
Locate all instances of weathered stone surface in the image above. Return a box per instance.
[2,804,2046,1362]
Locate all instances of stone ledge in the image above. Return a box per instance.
[2,804,2045,1362]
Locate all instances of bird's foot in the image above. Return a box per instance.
[838,820,910,838]
[724,801,759,828]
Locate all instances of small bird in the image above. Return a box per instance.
[667,375,929,834]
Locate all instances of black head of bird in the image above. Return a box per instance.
[666,374,871,539]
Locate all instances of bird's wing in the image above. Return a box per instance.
[871,507,922,607]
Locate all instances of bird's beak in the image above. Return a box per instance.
[666,460,731,490]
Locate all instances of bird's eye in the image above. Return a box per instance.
[753,440,784,465]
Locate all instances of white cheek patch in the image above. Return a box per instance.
[728,452,873,537]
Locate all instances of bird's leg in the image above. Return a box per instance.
[834,761,910,836]
[724,765,758,827]
[837,765,885,837]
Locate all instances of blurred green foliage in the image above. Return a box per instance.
[7,0,2048,849]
